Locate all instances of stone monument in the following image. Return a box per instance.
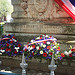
[2,0,75,75]
[4,0,75,50]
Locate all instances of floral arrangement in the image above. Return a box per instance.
[0,34,23,56]
[64,46,75,59]
[23,34,64,60]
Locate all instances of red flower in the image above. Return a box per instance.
[71,48,75,52]
[61,53,65,57]
[32,45,35,48]
[8,34,11,36]
[71,47,75,52]
[50,36,52,38]
[18,44,21,47]
[69,54,72,57]
[32,52,34,56]
[47,46,51,50]
[6,48,9,51]
[40,35,42,37]
[27,42,29,44]
[71,49,74,51]
[43,41,46,44]
[6,43,9,47]
[25,49,27,51]
[49,52,53,55]
[1,48,4,50]
[12,36,15,39]
[10,40,13,43]
[44,34,46,36]
[43,53,47,57]
[14,50,17,53]
[6,48,11,52]
[40,37,42,39]
[9,48,11,51]
[39,47,41,50]
[57,47,60,51]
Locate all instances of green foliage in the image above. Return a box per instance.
[0,0,13,17]
[0,22,5,35]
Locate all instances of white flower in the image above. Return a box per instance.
[29,47,33,51]
[53,38,57,41]
[31,40,34,43]
[69,50,72,54]
[40,51,43,54]
[46,35,48,37]
[16,50,18,52]
[47,41,50,45]
[0,50,5,53]
[31,47,33,49]
[43,44,46,48]
[15,47,19,50]
[41,43,43,46]
[64,51,69,56]
[36,46,39,50]
[36,37,40,39]
[14,39,17,42]
[0,53,2,55]
[56,51,59,54]
[53,46,56,49]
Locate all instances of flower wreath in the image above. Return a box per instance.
[64,46,75,59]
[23,34,63,60]
[0,34,23,56]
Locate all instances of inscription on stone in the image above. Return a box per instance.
[4,24,65,34]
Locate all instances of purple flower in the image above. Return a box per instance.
[58,56,62,60]
[73,53,75,56]
[46,56,51,59]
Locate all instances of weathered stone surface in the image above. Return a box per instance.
[11,0,71,22]
[11,0,22,5]
[20,0,69,20]
[4,22,75,35]
[1,56,75,75]
[11,11,26,18]
[62,62,68,66]
[70,62,75,66]
[13,5,24,12]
